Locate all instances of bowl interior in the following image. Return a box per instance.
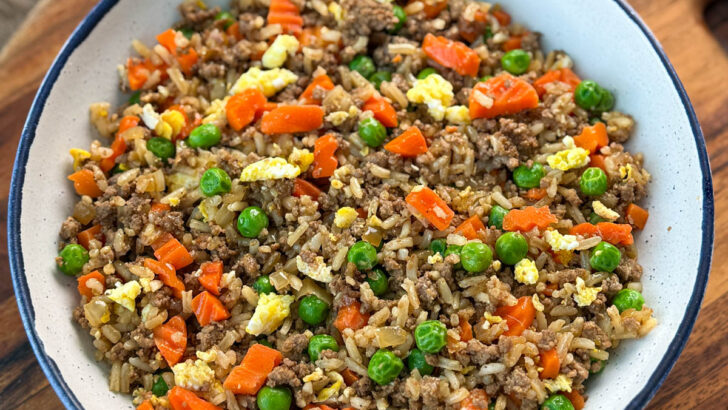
[11,0,711,409]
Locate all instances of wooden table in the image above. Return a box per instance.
[0,0,725,408]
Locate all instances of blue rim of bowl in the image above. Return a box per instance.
[7,0,714,409]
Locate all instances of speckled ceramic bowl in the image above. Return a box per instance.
[8,0,714,408]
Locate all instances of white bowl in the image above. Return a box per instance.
[8,0,714,408]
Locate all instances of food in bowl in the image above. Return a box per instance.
[56,0,656,408]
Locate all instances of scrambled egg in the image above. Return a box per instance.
[328,2,345,22]
[406,74,454,121]
[262,35,299,68]
[334,207,358,228]
[154,109,186,139]
[573,277,602,307]
[240,157,301,182]
[544,229,579,252]
[139,277,163,293]
[105,280,141,311]
[246,293,295,335]
[480,312,502,330]
[514,258,539,285]
[202,97,229,125]
[172,359,215,391]
[303,368,325,383]
[543,374,572,392]
[619,164,634,179]
[141,104,161,130]
[296,255,333,283]
[317,372,344,402]
[196,349,218,362]
[546,137,590,171]
[230,67,298,97]
[288,148,314,172]
[445,105,471,124]
[427,252,443,265]
[69,148,90,170]
[592,200,619,221]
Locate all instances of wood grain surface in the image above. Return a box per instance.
[0,0,725,408]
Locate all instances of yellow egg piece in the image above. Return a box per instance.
[105,280,142,311]
[262,35,300,68]
[547,137,590,171]
[334,207,358,228]
[245,293,294,335]
[230,67,298,97]
[406,74,454,121]
[239,157,302,182]
[514,259,539,285]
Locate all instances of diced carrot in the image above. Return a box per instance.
[589,154,606,172]
[154,237,194,270]
[539,348,560,379]
[563,390,586,410]
[150,203,171,213]
[101,115,138,171]
[77,270,105,299]
[77,224,103,250]
[156,29,178,53]
[469,73,539,119]
[363,93,398,127]
[454,215,486,240]
[68,169,103,198]
[127,58,150,91]
[144,258,185,299]
[502,35,522,51]
[191,291,230,326]
[157,29,198,75]
[154,316,187,366]
[118,115,141,134]
[492,9,511,26]
[494,296,536,336]
[573,122,609,153]
[226,88,267,131]
[542,283,558,297]
[459,10,489,43]
[299,74,335,105]
[422,34,481,77]
[293,178,322,200]
[151,232,175,251]
[460,388,489,410]
[384,126,427,157]
[405,186,455,231]
[255,102,279,121]
[168,386,220,410]
[356,208,367,219]
[267,0,303,35]
[626,203,649,230]
[226,22,243,42]
[570,222,633,246]
[312,134,338,178]
[502,206,557,232]
[260,105,324,134]
[137,400,154,410]
[408,0,447,18]
[341,368,359,386]
[333,301,370,333]
[533,68,581,97]
[526,187,547,201]
[198,261,223,295]
[459,319,473,342]
[223,344,283,395]
[176,47,198,75]
[303,405,336,410]
[170,105,194,140]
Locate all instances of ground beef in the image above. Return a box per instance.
[537,329,558,351]
[130,324,156,351]
[267,358,314,388]
[600,274,623,295]
[375,379,408,408]
[352,375,372,397]
[60,216,82,241]
[198,62,226,79]
[415,275,439,309]
[582,321,612,349]
[279,333,309,361]
[329,275,360,309]
[108,341,133,362]
[341,0,396,40]
[149,287,180,313]
[73,305,89,328]
[503,367,532,397]
[420,376,445,409]
[118,195,151,233]
[550,268,588,285]
[149,210,185,237]
[615,257,643,282]
[179,2,219,28]
[457,339,499,366]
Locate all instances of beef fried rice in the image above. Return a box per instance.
[57,0,656,409]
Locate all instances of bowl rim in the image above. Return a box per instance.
[7,0,714,408]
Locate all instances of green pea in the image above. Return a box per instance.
[495,232,528,265]
[349,55,376,78]
[417,67,438,80]
[501,49,531,75]
[595,88,615,112]
[308,334,339,362]
[406,348,433,376]
[513,162,545,189]
[188,124,221,149]
[541,394,575,410]
[151,375,169,396]
[589,212,606,224]
[575,80,614,113]
[369,71,392,90]
[579,167,608,196]
[180,28,195,39]
[589,241,621,272]
[347,241,378,271]
[480,75,493,82]
[460,242,493,273]
[366,268,389,296]
[612,289,645,313]
[237,206,269,238]
[590,357,607,375]
[257,386,292,410]
[215,11,235,29]
[444,244,463,269]
[146,137,176,161]
[253,275,276,294]
[298,294,330,326]
[128,91,141,105]
[391,5,407,33]
[414,320,447,353]
[58,244,89,276]
[256,338,274,348]
[488,205,508,230]
[483,27,493,40]
[200,167,232,197]
[358,118,387,147]
[429,239,447,256]
[367,349,404,385]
